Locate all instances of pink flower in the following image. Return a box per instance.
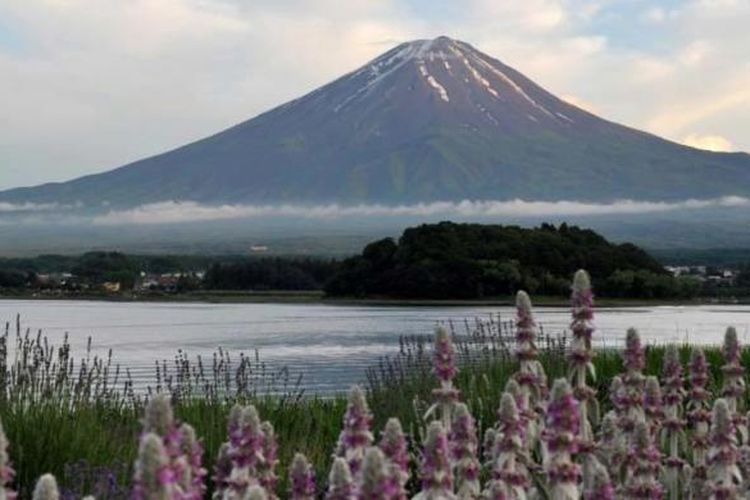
[335,385,374,477]
[289,453,316,500]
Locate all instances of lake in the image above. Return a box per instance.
[1,300,750,394]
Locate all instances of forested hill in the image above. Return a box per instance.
[325,222,699,299]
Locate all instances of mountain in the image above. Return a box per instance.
[2,35,750,209]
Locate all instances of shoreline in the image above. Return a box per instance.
[0,290,736,308]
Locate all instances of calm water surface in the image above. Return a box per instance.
[1,300,749,393]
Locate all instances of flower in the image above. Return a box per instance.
[482,393,530,498]
[544,379,581,500]
[359,447,397,499]
[225,404,265,495]
[379,418,409,496]
[325,458,354,500]
[707,399,742,499]
[721,327,746,411]
[133,433,171,500]
[450,403,481,498]
[624,419,663,499]
[433,325,457,384]
[288,453,315,500]
[335,385,374,477]
[259,421,279,497]
[583,460,614,500]
[623,328,646,381]
[179,423,207,499]
[246,485,269,500]
[32,474,60,500]
[643,376,664,432]
[415,421,455,499]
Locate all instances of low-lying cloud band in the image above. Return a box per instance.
[86,196,750,225]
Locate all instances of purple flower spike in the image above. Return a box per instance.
[179,423,207,499]
[623,328,646,381]
[433,325,457,383]
[624,420,664,499]
[426,326,460,429]
[360,447,398,500]
[721,327,746,412]
[687,348,712,468]
[482,393,530,498]
[259,421,279,498]
[514,290,548,443]
[288,453,316,500]
[379,418,409,497]
[133,432,172,500]
[643,376,664,433]
[450,403,481,498]
[707,399,742,499]
[335,385,374,477]
[543,379,582,499]
[415,421,456,500]
[226,404,265,493]
[325,457,354,500]
[584,460,615,500]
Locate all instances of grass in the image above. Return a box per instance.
[0,314,747,496]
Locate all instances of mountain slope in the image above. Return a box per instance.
[3,36,750,208]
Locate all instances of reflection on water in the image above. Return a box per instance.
[1,300,749,393]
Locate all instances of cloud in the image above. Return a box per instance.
[682,133,735,152]
[91,197,750,225]
[0,201,65,213]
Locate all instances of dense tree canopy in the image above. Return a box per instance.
[325,222,697,299]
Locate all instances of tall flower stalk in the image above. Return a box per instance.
[624,419,663,499]
[621,329,647,443]
[707,399,742,499]
[359,447,396,499]
[568,270,598,490]
[325,458,354,500]
[335,385,374,478]
[141,394,205,499]
[379,418,409,499]
[544,379,581,500]
[514,290,547,448]
[688,348,712,468]
[643,376,664,437]
[450,403,481,498]
[722,327,746,415]
[483,392,530,499]
[661,345,686,500]
[426,325,459,430]
[258,421,279,498]
[288,453,315,500]
[133,432,172,500]
[225,404,265,496]
[414,421,456,500]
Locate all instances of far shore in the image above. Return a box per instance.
[0,289,741,308]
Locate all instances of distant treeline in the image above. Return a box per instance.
[0,252,339,292]
[325,222,701,299]
[5,223,750,299]
[204,259,339,291]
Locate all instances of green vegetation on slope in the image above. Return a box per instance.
[325,221,700,299]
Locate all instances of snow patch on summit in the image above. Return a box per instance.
[449,46,499,99]
[418,63,450,102]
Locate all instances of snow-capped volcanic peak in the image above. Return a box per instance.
[334,36,566,126]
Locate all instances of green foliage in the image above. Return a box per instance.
[325,221,680,299]
[204,258,340,291]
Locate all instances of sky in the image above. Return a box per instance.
[0,0,749,191]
